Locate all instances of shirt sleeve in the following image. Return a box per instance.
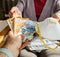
[16,0,26,12]
[56,0,60,12]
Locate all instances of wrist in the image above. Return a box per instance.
[3,36,22,57]
[0,48,14,57]
[3,43,19,57]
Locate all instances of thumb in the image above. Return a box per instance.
[8,31,15,39]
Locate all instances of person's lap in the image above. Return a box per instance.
[19,49,60,57]
[20,49,37,57]
[40,50,60,57]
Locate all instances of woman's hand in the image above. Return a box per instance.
[9,7,22,18]
[5,31,22,48]
[3,31,23,57]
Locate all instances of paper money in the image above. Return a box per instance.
[27,37,60,52]
[7,17,60,52]
[7,18,14,31]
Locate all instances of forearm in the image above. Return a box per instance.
[16,0,24,12]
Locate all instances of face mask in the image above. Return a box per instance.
[40,17,60,40]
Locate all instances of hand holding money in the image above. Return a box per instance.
[9,7,22,18]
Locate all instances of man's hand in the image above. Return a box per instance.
[9,7,22,18]
[52,12,60,23]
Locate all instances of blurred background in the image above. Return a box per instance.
[0,0,18,20]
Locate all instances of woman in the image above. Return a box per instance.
[10,0,60,57]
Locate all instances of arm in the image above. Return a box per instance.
[9,0,26,18]
[0,31,22,57]
[16,0,26,12]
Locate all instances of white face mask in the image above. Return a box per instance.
[40,17,60,40]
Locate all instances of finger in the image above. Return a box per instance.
[19,41,29,50]
[9,9,16,18]
[9,7,17,17]
[8,31,14,39]
[12,13,19,18]
[58,20,60,23]
[9,10,20,18]
[20,34,25,40]
[9,11,13,17]
[10,7,16,13]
